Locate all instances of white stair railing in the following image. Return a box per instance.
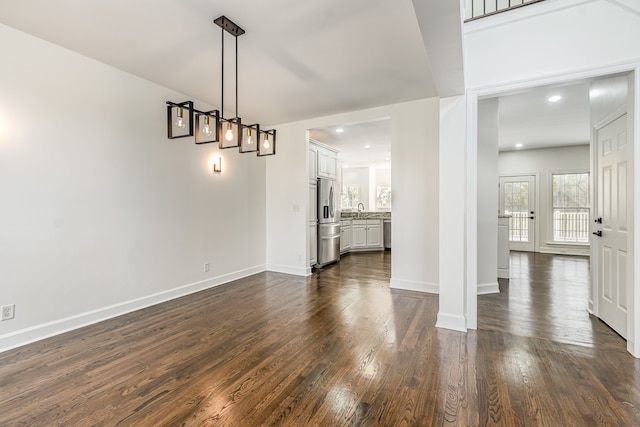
[465,0,545,21]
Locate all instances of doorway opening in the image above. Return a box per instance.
[306,118,392,275]
[475,71,634,349]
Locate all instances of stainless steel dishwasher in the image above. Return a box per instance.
[383,220,391,249]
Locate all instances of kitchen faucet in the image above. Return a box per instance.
[357,203,365,216]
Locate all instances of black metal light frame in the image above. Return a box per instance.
[195,109,220,144]
[239,123,260,153]
[166,101,194,139]
[165,16,276,159]
[257,129,276,157]
[219,116,242,149]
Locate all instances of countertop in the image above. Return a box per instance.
[340,211,391,220]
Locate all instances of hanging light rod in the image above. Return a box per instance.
[165,15,275,157]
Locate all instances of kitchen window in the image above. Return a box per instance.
[552,172,589,243]
[341,185,360,210]
[376,186,392,211]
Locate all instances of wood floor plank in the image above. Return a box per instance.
[1,251,640,426]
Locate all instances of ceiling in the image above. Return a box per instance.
[309,119,391,170]
[3,0,589,160]
[0,0,447,126]
[495,80,591,152]
[310,79,601,166]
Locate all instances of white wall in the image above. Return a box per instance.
[499,145,591,255]
[438,95,469,331]
[0,24,266,351]
[465,0,640,90]
[477,99,499,294]
[376,168,391,188]
[390,98,439,293]
[266,98,439,291]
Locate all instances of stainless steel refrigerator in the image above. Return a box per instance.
[316,178,340,267]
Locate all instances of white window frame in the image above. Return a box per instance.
[341,185,360,211]
[548,169,590,246]
[375,186,392,211]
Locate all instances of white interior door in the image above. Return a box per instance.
[499,175,536,252]
[594,113,631,338]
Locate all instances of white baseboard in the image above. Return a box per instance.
[629,339,639,359]
[539,246,590,256]
[497,268,509,279]
[436,312,467,332]
[478,282,500,295]
[348,247,385,253]
[266,263,309,276]
[390,278,439,294]
[0,264,266,353]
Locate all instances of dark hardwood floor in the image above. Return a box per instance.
[1,251,639,426]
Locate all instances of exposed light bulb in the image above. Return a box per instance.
[225,122,234,141]
[202,116,213,136]
[174,108,186,129]
[263,134,270,149]
[246,128,253,145]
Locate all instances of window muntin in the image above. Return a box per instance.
[552,173,589,243]
[376,187,392,211]
[341,185,360,210]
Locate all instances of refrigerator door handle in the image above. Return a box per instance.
[329,185,334,219]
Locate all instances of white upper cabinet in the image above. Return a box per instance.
[317,150,337,179]
[311,140,338,180]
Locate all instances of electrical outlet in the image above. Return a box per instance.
[1,304,15,321]
[204,263,210,272]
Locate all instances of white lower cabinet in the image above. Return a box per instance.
[351,219,383,250]
[352,221,367,248]
[340,220,352,253]
[366,221,382,247]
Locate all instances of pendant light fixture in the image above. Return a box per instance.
[166,101,194,139]
[166,16,275,157]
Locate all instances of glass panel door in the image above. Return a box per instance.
[499,175,536,252]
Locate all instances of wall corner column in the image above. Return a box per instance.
[437,94,470,332]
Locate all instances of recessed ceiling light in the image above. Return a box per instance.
[336,128,344,133]
[548,95,562,103]
[515,143,524,148]
[385,157,390,161]
[364,145,371,149]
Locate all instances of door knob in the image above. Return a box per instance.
[592,230,602,237]
[594,217,602,224]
